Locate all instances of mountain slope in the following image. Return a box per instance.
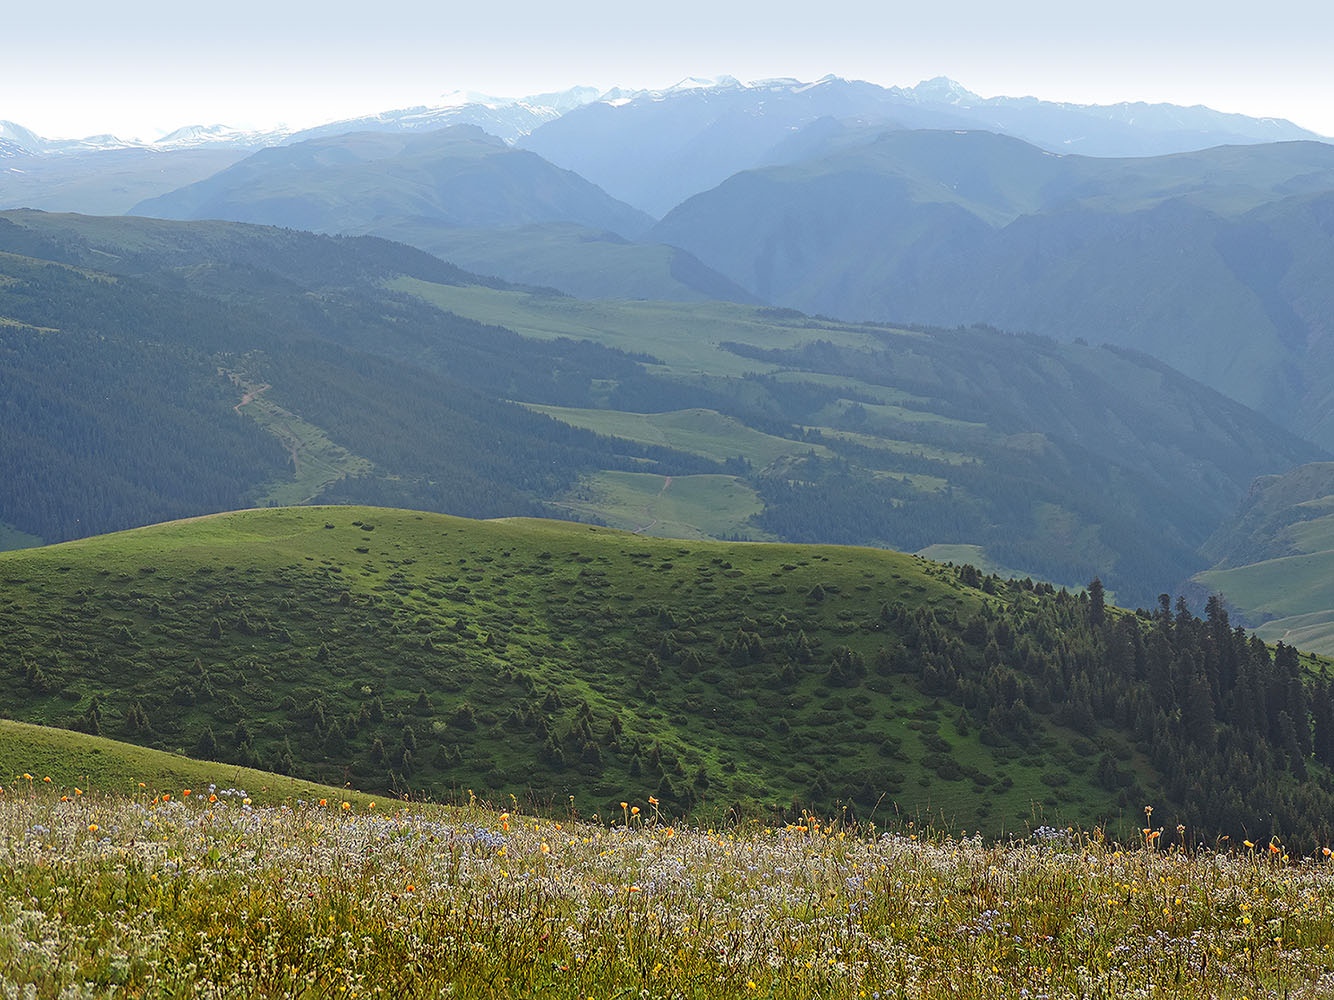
[391,279,1323,605]
[650,132,1334,442]
[131,125,652,238]
[365,220,760,302]
[1,209,1322,606]
[126,127,763,303]
[1194,464,1334,654]
[0,147,251,215]
[0,718,374,805]
[0,211,720,543]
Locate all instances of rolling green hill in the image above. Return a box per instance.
[3,505,1334,842]
[0,718,375,806]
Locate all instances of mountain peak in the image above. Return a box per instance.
[910,77,981,105]
[519,85,603,113]
[434,89,514,110]
[667,75,742,92]
[0,120,44,153]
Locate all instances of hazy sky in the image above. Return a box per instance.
[7,0,1332,139]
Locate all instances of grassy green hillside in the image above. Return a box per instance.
[390,277,888,377]
[0,506,1030,830]
[0,719,375,806]
[1195,463,1334,655]
[549,471,770,540]
[366,220,758,303]
[398,272,1323,604]
[4,506,1334,842]
[521,405,833,465]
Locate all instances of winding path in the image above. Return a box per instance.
[233,383,271,413]
[631,476,673,534]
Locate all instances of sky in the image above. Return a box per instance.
[6,0,1333,140]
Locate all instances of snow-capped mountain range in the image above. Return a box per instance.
[0,85,607,156]
[4,76,1325,160]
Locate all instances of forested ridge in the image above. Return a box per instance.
[0,222,718,541]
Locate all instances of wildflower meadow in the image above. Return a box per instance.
[2,777,1334,998]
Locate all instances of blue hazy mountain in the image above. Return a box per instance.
[649,130,1334,446]
[520,76,1325,216]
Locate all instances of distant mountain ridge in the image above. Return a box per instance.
[0,84,606,156]
[6,74,1322,162]
[131,126,653,238]
[649,129,1334,447]
[6,73,1326,221]
[519,76,1329,215]
[126,126,760,303]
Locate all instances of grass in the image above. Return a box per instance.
[2,780,1334,997]
[826,397,986,430]
[1256,612,1334,656]
[0,719,375,807]
[0,520,42,553]
[771,369,934,406]
[388,277,891,378]
[549,471,772,540]
[1193,476,1334,655]
[1197,552,1334,643]
[523,404,833,468]
[0,505,1147,836]
[371,220,735,301]
[809,427,974,465]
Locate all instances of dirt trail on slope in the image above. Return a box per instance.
[231,381,301,472]
[234,383,271,413]
[632,475,673,534]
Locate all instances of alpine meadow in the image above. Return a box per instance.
[5,32,1334,996]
